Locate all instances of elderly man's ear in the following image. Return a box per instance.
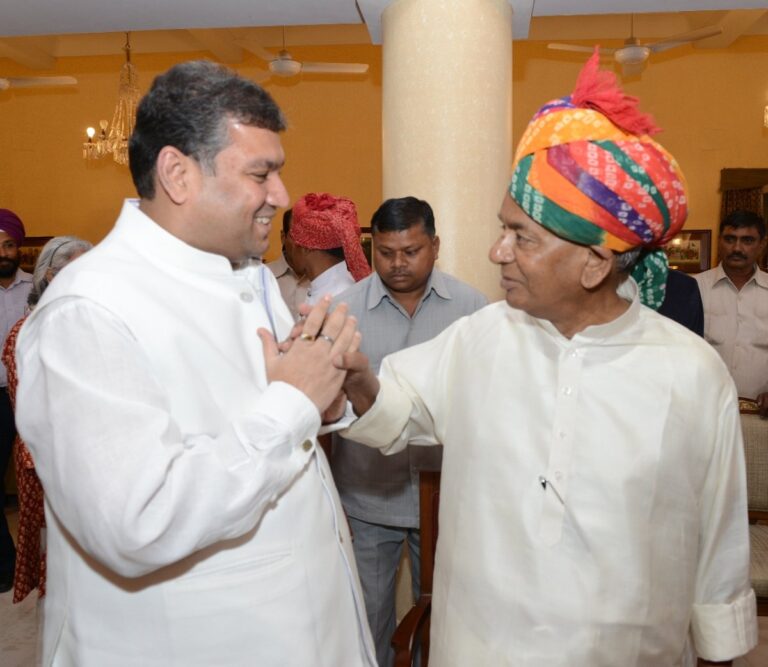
[581,245,617,290]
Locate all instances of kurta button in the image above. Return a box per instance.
[302,439,313,452]
[562,386,573,396]
[240,292,254,303]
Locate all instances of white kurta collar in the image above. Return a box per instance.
[524,278,640,345]
[116,199,236,276]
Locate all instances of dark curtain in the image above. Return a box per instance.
[720,188,763,220]
[719,169,768,268]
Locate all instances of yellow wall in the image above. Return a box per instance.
[2,35,767,267]
[0,44,382,263]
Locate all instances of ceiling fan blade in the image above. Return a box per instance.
[300,62,369,74]
[648,26,723,53]
[237,40,279,64]
[4,76,77,89]
[621,61,646,78]
[547,43,616,55]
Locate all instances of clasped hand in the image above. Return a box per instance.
[258,295,361,420]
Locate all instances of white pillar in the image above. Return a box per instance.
[381,0,512,299]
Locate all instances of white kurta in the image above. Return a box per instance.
[694,263,768,399]
[15,201,376,667]
[344,281,756,666]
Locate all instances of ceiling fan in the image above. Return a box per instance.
[239,27,368,79]
[0,76,77,91]
[547,15,723,77]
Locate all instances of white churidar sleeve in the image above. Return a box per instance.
[690,382,758,660]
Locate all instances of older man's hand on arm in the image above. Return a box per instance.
[337,347,380,417]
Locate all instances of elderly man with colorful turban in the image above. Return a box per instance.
[289,192,371,304]
[0,208,32,594]
[338,53,756,666]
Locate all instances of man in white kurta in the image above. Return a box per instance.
[289,192,371,305]
[344,279,754,666]
[14,61,375,667]
[341,53,756,666]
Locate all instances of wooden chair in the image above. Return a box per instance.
[740,401,768,615]
[391,470,441,667]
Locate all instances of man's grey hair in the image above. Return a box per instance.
[29,236,93,306]
[614,246,643,274]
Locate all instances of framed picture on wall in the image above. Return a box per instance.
[664,230,711,274]
[18,236,52,274]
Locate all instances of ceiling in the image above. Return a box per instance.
[0,1,766,70]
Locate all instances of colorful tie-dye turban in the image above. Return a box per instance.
[290,192,371,282]
[510,50,688,309]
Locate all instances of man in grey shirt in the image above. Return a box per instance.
[331,197,487,667]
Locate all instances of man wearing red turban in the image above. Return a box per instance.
[290,192,371,305]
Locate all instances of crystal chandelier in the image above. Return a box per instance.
[83,33,139,165]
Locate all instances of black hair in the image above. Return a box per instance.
[129,60,286,199]
[370,196,436,237]
[720,210,766,240]
[282,208,293,236]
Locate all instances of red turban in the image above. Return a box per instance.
[290,193,371,282]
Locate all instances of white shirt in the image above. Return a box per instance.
[15,200,376,667]
[694,263,768,399]
[306,261,355,305]
[344,280,756,667]
[267,253,309,321]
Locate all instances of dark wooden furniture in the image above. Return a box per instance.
[391,470,440,667]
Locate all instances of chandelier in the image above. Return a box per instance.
[83,33,139,165]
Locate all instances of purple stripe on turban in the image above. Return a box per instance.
[546,145,655,244]
[533,96,577,120]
